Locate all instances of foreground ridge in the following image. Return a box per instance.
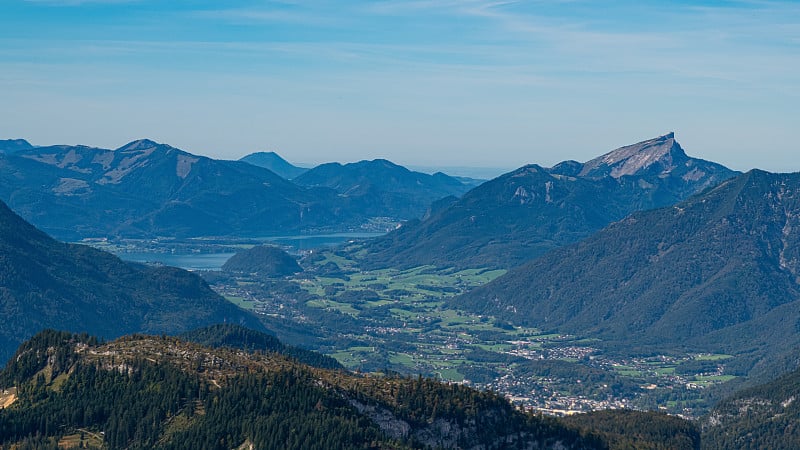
[0,329,701,449]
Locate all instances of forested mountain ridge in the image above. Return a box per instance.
[455,169,800,371]
[356,133,737,270]
[0,330,700,449]
[0,199,264,365]
[293,158,471,220]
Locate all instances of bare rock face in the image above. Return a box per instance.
[579,132,683,178]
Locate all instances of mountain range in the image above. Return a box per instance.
[356,133,737,270]
[2,129,800,448]
[0,139,335,239]
[0,139,468,240]
[455,169,800,375]
[0,198,264,364]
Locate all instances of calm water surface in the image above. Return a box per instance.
[118,232,383,270]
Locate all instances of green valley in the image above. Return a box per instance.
[208,245,741,418]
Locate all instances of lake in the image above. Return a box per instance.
[120,252,236,271]
[117,232,383,271]
[257,232,383,250]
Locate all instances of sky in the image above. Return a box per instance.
[0,0,798,174]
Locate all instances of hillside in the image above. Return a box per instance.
[221,245,303,276]
[294,159,471,220]
[567,410,701,450]
[455,170,800,369]
[702,365,800,449]
[0,330,702,449]
[0,200,264,364]
[358,133,736,270]
[239,151,308,179]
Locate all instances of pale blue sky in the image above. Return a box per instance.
[1,0,798,172]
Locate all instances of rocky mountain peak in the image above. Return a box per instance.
[579,132,687,179]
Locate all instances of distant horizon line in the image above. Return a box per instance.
[1,134,792,177]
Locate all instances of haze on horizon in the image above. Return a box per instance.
[1,0,798,173]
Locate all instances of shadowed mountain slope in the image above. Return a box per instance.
[0,200,264,364]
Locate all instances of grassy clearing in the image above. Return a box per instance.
[473,343,513,352]
[331,349,378,368]
[301,262,507,310]
[59,430,104,449]
[0,388,17,408]
[50,372,70,392]
[224,295,255,311]
[364,299,394,308]
[436,368,465,382]
[695,375,737,382]
[306,299,360,316]
[694,354,734,361]
[613,365,643,377]
[389,353,415,365]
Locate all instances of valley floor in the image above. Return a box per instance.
[99,239,738,418]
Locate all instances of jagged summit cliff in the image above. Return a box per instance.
[579,132,684,178]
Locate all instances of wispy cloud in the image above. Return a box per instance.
[3,0,799,170]
[190,6,342,27]
[24,0,143,5]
